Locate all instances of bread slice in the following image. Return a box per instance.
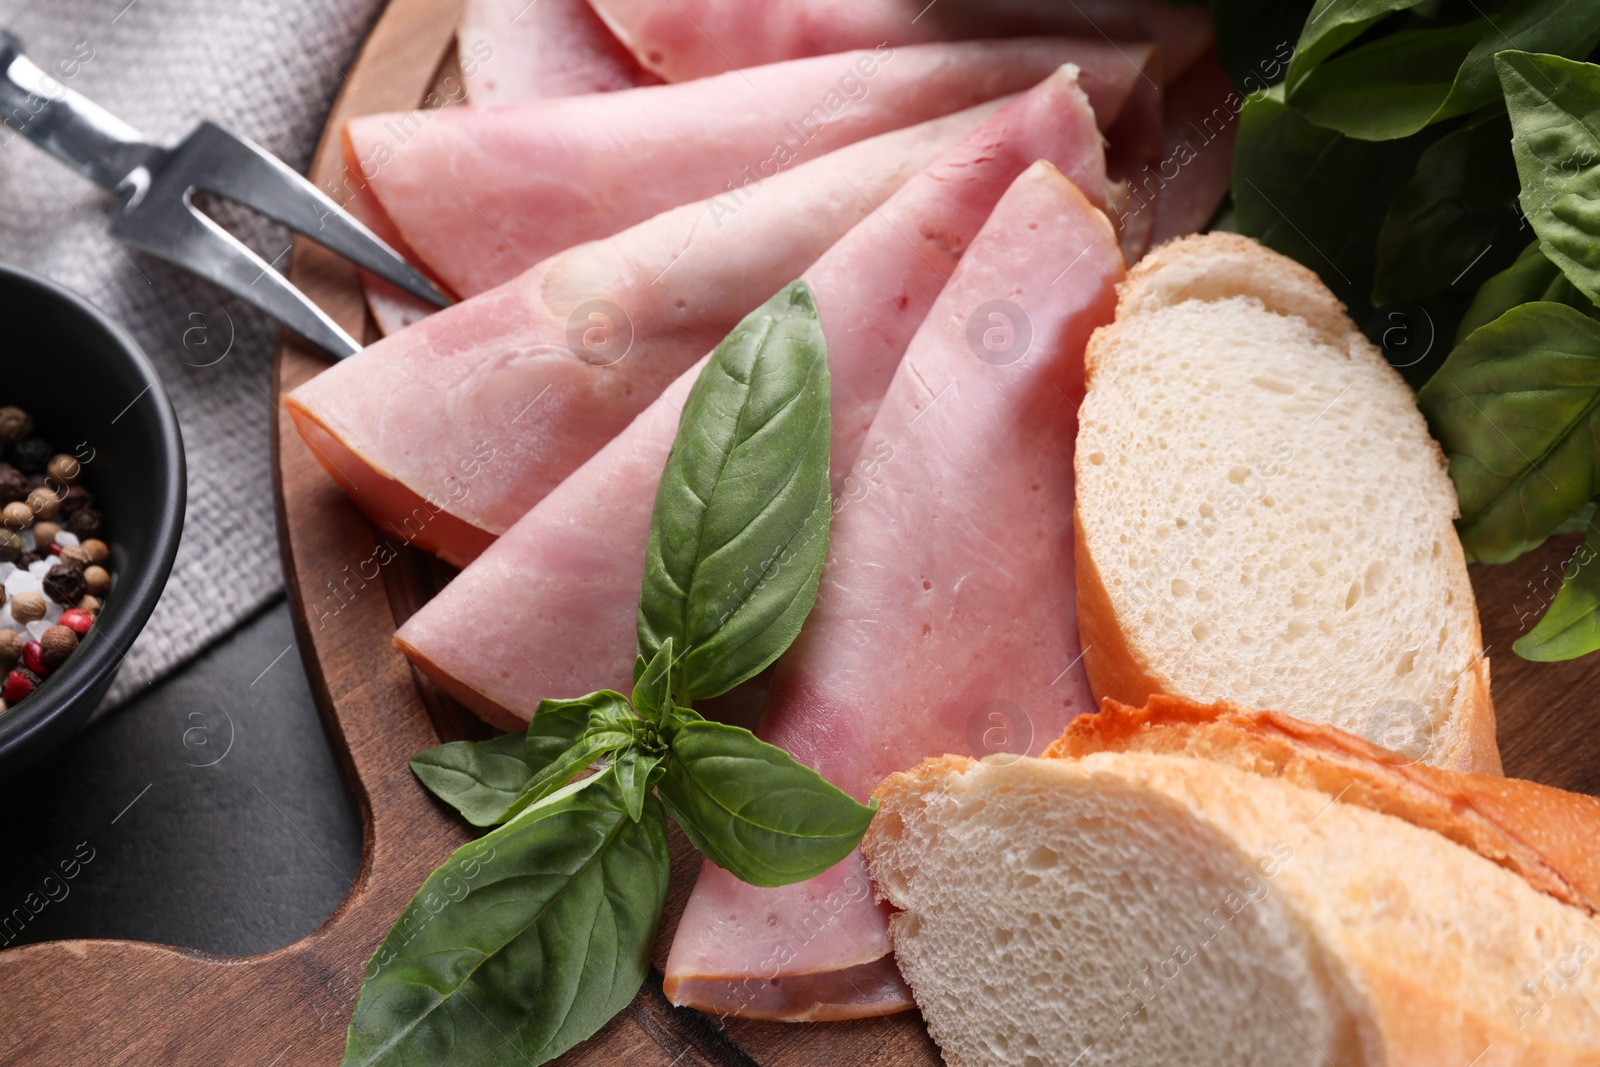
[864,750,1600,1067]
[1074,232,1497,773]
[1049,696,1600,915]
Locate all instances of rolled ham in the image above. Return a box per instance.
[456,0,659,105]
[664,160,1125,1020]
[394,65,1112,728]
[346,38,1150,299]
[588,0,1212,84]
[286,105,999,567]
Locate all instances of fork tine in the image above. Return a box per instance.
[173,122,451,309]
[112,198,361,359]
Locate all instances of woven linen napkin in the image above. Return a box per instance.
[0,0,383,707]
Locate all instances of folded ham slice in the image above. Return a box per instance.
[352,0,658,335]
[394,65,1111,728]
[346,38,1149,299]
[589,0,1212,84]
[457,0,659,104]
[664,160,1125,1020]
[286,105,998,567]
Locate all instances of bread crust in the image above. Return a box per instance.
[866,745,1600,1065]
[1047,696,1600,915]
[1075,231,1500,775]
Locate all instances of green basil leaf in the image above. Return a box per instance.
[1558,501,1599,535]
[1418,301,1600,562]
[409,733,538,828]
[1233,85,1429,314]
[1515,526,1600,661]
[666,703,705,730]
[631,639,674,725]
[612,748,665,823]
[1288,19,1487,141]
[638,280,832,702]
[409,693,614,827]
[1499,50,1600,305]
[511,733,632,819]
[524,696,598,771]
[1284,0,1429,96]
[1458,241,1564,342]
[1291,1,1600,142]
[657,719,875,888]
[1457,241,1598,342]
[1373,111,1522,305]
[341,777,669,1067]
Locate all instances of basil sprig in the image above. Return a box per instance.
[343,281,874,1067]
[1220,0,1600,659]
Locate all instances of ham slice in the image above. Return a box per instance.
[346,39,1149,299]
[394,66,1111,727]
[457,0,659,104]
[342,139,440,338]
[286,105,999,567]
[589,0,1212,84]
[664,160,1125,1020]
[353,0,658,335]
[1148,47,1239,246]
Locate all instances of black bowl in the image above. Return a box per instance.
[0,265,185,776]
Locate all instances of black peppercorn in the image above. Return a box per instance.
[0,408,32,446]
[58,486,92,516]
[10,437,52,475]
[43,565,86,606]
[66,508,102,539]
[0,465,27,505]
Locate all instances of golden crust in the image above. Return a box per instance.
[1046,696,1600,916]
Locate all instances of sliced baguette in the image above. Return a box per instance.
[1048,696,1600,915]
[864,749,1600,1067]
[1074,232,1497,773]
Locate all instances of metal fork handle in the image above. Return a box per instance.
[0,31,154,192]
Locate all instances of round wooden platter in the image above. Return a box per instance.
[5,1,1600,1063]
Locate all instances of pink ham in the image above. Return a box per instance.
[1149,47,1239,246]
[346,38,1149,300]
[286,105,1000,567]
[664,160,1125,1020]
[456,0,659,104]
[353,0,658,335]
[341,137,440,338]
[394,66,1111,727]
[589,0,1212,84]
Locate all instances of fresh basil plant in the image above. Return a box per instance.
[1218,0,1600,658]
[341,281,874,1067]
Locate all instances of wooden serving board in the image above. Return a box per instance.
[3,0,1599,1062]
